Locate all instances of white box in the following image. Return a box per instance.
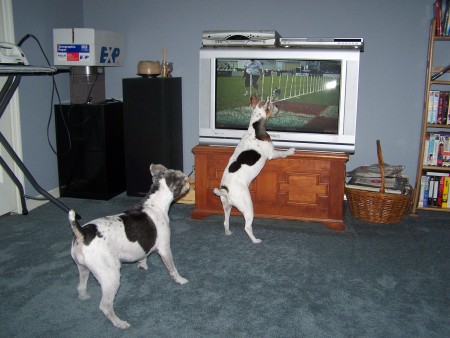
[53,28,124,66]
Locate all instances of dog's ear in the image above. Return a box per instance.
[150,164,167,177]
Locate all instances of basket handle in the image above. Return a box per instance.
[376,140,385,193]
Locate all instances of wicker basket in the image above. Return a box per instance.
[345,140,413,224]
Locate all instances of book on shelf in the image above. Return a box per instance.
[434,0,450,36]
[437,175,445,206]
[422,176,430,207]
[444,91,449,125]
[438,134,446,166]
[428,176,436,206]
[427,133,439,165]
[433,176,440,206]
[423,132,450,167]
[437,91,449,124]
[426,90,450,124]
[423,134,430,165]
[434,90,440,124]
[418,173,450,209]
[444,134,450,166]
[425,171,450,176]
[428,91,434,123]
[427,90,439,123]
[438,91,444,124]
[435,1,442,35]
[418,175,428,207]
[443,176,450,208]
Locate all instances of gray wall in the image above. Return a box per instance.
[12,0,433,196]
[12,0,83,196]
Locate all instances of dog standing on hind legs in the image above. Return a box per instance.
[214,95,295,243]
[69,164,189,329]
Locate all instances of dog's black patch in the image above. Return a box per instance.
[252,120,271,141]
[229,149,261,173]
[120,211,157,253]
[80,223,103,246]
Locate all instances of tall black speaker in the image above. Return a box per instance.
[54,102,126,200]
[122,77,183,196]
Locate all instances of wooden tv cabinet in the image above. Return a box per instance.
[191,145,349,231]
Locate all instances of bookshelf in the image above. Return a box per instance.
[412,19,450,213]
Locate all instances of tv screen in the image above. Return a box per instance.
[215,58,341,135]
[199,47,361,153]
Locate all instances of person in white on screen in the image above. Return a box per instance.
[243,59,263,96]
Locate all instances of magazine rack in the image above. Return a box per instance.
[346,140,413,224]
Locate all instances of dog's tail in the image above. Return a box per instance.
[213,187,228,198]
[69,210,84,242]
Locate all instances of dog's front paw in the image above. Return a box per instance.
[252,238,263,244]
[287,147,295,156]
[114,319,131,329]
[78,291,91,300]
[77,287,91,300]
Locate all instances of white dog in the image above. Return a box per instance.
[214,95,295,243]
[69,164,189,329]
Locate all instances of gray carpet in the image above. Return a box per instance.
[0,194,449,337]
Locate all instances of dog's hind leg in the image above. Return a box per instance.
[243,209,262,244]
[92,262,130,329]
[236,192,262,244]
[71,245,91,299]
[221,198,233,236]
[75,263,91,299]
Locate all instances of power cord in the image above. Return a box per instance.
[85,71,100,104]
[17,33,72,157]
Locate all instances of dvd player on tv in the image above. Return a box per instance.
[280,37,364,51]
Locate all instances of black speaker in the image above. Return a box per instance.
[122,77,183,196]
[54,102,126,199]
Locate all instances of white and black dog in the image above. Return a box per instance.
[68,164,189,329]
[214,95,295,243]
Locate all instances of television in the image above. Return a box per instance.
[198,47,361,153]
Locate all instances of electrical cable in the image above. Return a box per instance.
[17,33,72,157]
[85,71,99,104]
[17,35,122,157]
[65,71,101,129]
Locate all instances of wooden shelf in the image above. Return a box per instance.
[421,165,450,172]
[191,145,349,231]
[426,124,450,129]
[431,80,450,85]
[416,206,450,212]
[433,35,450,41]
[412,19,450,214]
